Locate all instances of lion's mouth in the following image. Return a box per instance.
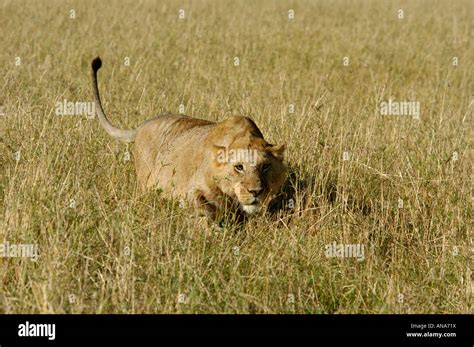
[240,198,261,215]
[241,204,260,215]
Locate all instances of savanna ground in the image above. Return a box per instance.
[1,0,472,313]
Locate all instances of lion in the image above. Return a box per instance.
[91,57,287,222]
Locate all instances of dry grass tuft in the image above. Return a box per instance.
[1,0,472,313]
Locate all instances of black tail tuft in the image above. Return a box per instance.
[91,57,102,72]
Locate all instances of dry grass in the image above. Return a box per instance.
[1,0,472,313]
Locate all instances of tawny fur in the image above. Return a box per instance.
[91,57,287,220]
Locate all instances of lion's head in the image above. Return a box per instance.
[206,116,287,215]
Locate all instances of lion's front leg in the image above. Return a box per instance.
[188,190,219,222]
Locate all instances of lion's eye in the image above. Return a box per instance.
[234,164,244,173]
[262,164,272,172]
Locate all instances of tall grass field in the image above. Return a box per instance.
[1,0,472,313]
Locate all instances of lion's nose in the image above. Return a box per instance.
[248,187,264,197]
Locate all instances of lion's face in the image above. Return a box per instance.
[211,138,287,215]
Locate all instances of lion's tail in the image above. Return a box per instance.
[91,57,137,143]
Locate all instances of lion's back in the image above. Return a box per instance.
[134,114,215,192]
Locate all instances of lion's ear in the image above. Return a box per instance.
[268,144,286,160]
[207,122,234,148]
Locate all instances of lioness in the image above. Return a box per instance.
[91,57,287,221]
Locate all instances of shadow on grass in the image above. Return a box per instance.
[267,165,371,221]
